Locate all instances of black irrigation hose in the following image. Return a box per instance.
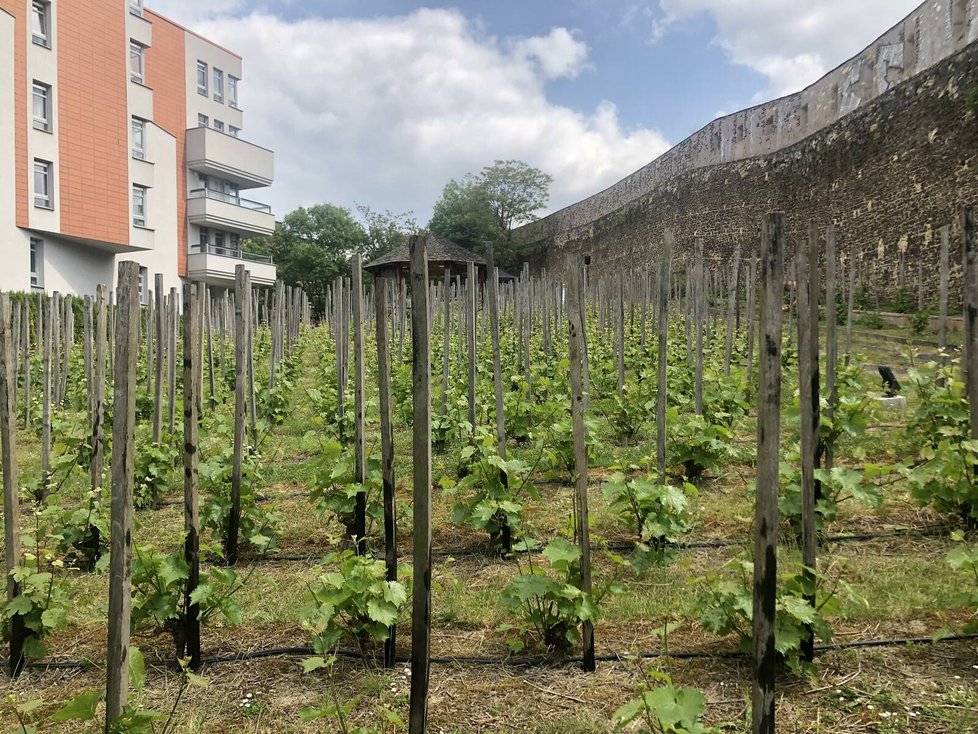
[249,523,956,564]
[18,632,978,672]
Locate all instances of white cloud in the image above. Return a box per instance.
[647,0,922,97]
[147,3,670,220]
[512,27,591,80]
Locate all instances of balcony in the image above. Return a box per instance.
[185,126,273,189]
[186,188,275,237]
[187,243,277,287]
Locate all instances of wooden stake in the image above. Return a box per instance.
[105,262,140,728]
[182,283,202,671]
[487,245,506,459]
[0,294,24,676]
[408,235,432,734]
[226,265,247,566]
[565,254,595,672]
[352,254,367,555]
[656,231,673,479]
[752,214,784,734]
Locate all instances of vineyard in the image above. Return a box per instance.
[1,216,978,734]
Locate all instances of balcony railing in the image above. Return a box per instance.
[190,243,273,264]
[188,188,272,213]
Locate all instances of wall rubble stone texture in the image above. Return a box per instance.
[514,0,978,306]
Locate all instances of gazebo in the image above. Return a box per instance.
[364,232,488,281]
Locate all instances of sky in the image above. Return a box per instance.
[147,0,925,224]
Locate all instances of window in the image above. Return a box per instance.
[32,82,51,132]
[197,113,208,128]
[196,60,208,96]
[132,117,146,159]
[139,266,148,303]
[214,230,225,255]
[229,232,240,250]
[129,0,144,16]
[229,125,241,138]
[213,119,224,133]
[33,160,51,208]
[228,76,239,108]
[129,41,145,83]
[132,185,147,227]
[29,238,42,288]
[31,1,49,47]
[198,227,210,249]
[212,68,224,103]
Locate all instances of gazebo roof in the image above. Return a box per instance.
[364,232,487,278]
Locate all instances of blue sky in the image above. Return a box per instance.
[149,0,923,223]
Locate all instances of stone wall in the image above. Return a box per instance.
[514,1,978,305]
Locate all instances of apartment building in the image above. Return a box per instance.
[0,0,276,299]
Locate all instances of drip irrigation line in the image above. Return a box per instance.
[249,523,955,564]
[17,632,978,673]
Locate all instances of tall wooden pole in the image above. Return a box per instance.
[0,294,24,676]
[182,283,202,670]
[352,254,367,555]
[408,235,432,734]
[487,245,506,459]
[374,274,397,667]
[656,231,673,479]
[566,254,595,672]
[752,214,784,734]
[226,265,247,566]
[106,261,140,728]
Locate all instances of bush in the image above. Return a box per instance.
[603,472,695,564]
[301,550,408,655]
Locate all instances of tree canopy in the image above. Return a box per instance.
[428,159,552,272]
[267,203,367,316]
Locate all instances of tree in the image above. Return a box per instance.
[267,203,367,316]
[428,160,552,272]
[355,204,418,262]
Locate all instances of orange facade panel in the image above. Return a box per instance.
[0,0,27,228]
[57,0,130,246]
[145,10,188,277]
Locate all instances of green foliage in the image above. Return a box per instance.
[856,312,885,330]
[428,159,552,271]
[134,438,178,509]
[200,435,282,554]
[697,559,863,674]
[2,562,70,660]
[946,531,978,633]
[500,539,622,653]
[613,668,718,733]
[301,551,408,654]
[308,440,383,539]
[41,490,109,571]
[909,309,931,335]
[445,426,538,553]
[779,463,885,529]
[131,542,244,656]
[602,472,695,564]
[355,203,417,262]
[900,360,978,522]
[269,203,369,316]
[666,410,734,480]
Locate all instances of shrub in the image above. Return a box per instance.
[603,472,695,564]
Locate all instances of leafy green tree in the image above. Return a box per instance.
[267,204,368,316]
[428,159,552,272]
[355,204,418,262]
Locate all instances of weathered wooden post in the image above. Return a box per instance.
[694,239,705,415]
[226,264,247,566]
[0,294,25,676]
[106,262,140,729]
[566,254,595,672]
[796,223,820,664]
[409,235,433,734]
[91,285,108,493]
[656,231,673,479]
[466,261,477,431]
[374,273,397,667]
[939,224,951,352]
[963,210,978,460]
[352,254,367,555]
[752,214,784,734]
[152,275,164,444]
[487,245,506,459]
[182,283,202,671]
[725,245,741,376]
[824,226,838,471]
